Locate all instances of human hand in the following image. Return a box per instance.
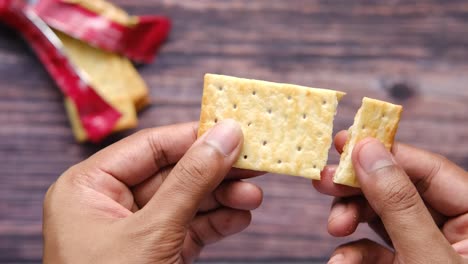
[313,132,468,263]
[43,120,264,264]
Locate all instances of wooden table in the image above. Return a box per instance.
[1,0,467,263]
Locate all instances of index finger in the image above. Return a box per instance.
[314,131,468,216]
[80,122,199,186]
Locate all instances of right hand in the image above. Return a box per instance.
[313,132,468,263]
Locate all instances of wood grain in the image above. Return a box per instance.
[1,0,468,263]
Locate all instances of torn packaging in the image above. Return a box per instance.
[56,31,149,107]
[65,97,137,142]
[34,0,171,63]
[57,31,149,142]
[198,74,345,180]
[62,0,137,26]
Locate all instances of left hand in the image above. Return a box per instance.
[313,132,468,263]
[43,121,264,263]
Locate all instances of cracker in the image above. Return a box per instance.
[65,97,138,142]
[57,31,146,141]
[198,74,345,179]
[56,31,149,108]
[334,97,403,187]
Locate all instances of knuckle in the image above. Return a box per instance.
[414,154,442,195]
[377,167,421,214]
[174,155,212,192]
[43,182,57,209]
[208,213,230,238]
[173,145,225,190]
[187,226,206,249]
[146,131,170,168]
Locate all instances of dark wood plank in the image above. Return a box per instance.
[1,0,468,262]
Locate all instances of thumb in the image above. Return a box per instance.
[139,119,243,226]
[352,138,457,262]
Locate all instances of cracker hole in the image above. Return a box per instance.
[303,114,307,119]
[268,109,272,114]
[361,125,366,130]
[263,141,268,146]
[287,96,292,100]
[214,118,218,123]
[313,165,317,169]
[322,100,327,105]
[233,104,237,109]
[218,86,223,91]
[277,160,282,164]
[297,146,302,151]
[244,155,248,160]
[247,122,252,127]
[252,91,256,95]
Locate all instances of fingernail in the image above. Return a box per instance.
[329,202,347,223]
[205,119,242,156]
[328,253,344,264]
[358,139,395,173]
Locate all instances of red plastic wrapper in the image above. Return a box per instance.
[0,0,121,142]
[34,0,171,63]
[0,0,9,13]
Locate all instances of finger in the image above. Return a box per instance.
[392,143,468,216]
[139,119,243,226]
[212,181,263,211]
[82,122,198,186]
[327,196,373,237]
[366,203,447,247]
[453,239,468,259]
[182,209,251,263]
[198,181,263,212]
[328,197,358,237]
[227,168,266,180]
[132,167,172,209]
[132,168,264,210]
[89,172,136,211]
[333,131,468,216]
[326,196,389,243]
[66,164,137,211]
[327,197,446,243]
[353,138,456,261]
[368,217,393,246]
[328,239,394,264]
[334,130,348,154]
[313,166,362,197]
[444,214,468,244]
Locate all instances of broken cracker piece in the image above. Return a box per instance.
[198,74,345,179]
[334,97,403,187]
